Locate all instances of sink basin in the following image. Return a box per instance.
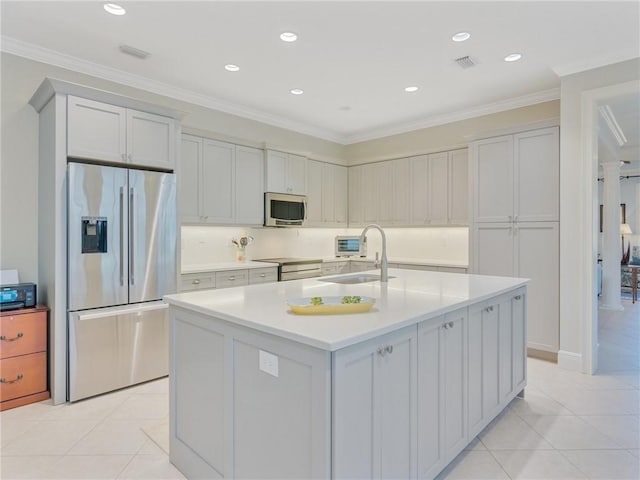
[318,274,395,284]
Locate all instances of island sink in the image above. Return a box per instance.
[318,273,395,284]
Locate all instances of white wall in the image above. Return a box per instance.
[559,58,640,372]
[597,173,640,256]
[181,226,469,267]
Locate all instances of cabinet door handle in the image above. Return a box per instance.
[508,215,513,222]
[0,374,23,384]
[121,153,127,162]
[385,345,393,354]
[484,306,494,313]
[376,346,386,356]
[127,153,132,162]
[514,294,522,300]
[443,322,449,330]
[448,321,454,328]
[0,332,24,342]
[192,279,200,285]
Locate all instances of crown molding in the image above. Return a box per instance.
[552,50,640,77]
[4,35,564,147]
[343,88,561,145]
[1,36,346,144]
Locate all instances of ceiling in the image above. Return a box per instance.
[1,1,639,144]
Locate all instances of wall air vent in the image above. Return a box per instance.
[454,55,476,69]
[118,44,151,60]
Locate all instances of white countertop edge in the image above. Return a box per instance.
[165,276,528,352]
[182,261,280,274]
[323,256,469,268]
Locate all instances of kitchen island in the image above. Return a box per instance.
[164,269,528,479]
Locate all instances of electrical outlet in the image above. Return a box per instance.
[259,350,279,377]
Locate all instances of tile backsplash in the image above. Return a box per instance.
[181,226,468,267]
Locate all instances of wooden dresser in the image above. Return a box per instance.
[0,306,49,410]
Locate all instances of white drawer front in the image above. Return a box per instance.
[181,273,215,291]
[215,270,249,289]
[249,267,278,284]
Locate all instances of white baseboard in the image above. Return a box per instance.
[557,350,583,372]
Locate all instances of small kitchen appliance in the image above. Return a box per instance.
[335,235,368,257]
[0,283,36,311]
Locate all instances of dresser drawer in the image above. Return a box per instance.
[215,270,249,289]
[0,352,47,402]
[249,267,278,284]
[181,272,215,292]
[0,311,47,359]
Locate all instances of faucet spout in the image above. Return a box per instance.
[359,224,388,282]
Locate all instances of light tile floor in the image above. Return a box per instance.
[1,299,638,479]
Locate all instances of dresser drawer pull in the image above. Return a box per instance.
[0,374,24,384]
[192,279,200,285]
[0,332,24,342]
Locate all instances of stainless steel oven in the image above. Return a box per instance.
[254,258,322,281]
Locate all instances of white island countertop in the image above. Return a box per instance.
[164,269,527,351]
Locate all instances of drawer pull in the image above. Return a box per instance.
[0,332,24,342]
[192,279,200,285]
[484,306,494,313]
[514,295,522,300]
[228,276,236,281]
[0,374,24,384]
[260,273,266,278]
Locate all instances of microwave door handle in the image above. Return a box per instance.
[303,198,307,222]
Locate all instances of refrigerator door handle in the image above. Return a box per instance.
[129,187,135,285]
[119,186,125,286]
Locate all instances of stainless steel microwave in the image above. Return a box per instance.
[264,192,307,227]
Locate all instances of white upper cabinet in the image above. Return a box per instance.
[306,160,348,227]
[179,134,263,226]
[234,145,265,225]
[409,149,469,226]
[126,109,175,170]
[348,165,364,226]
[471,127,559,223]
[266,150,307,195]
[392,158,411,225]
[67,95,175,169]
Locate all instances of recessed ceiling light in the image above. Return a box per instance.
[404,86,419,93]
[504,53,523,62]
[290,88,304,95]
[225,64,240,72]
[103,3,126,15]
[452,31,471,42]
[280,32,298,42]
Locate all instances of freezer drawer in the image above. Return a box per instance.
[68,302,168,402]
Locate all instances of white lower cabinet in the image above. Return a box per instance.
[417,309,467,478]
[321,261,350,276]
[467,288,526,439]
[333,325,417,480]
[180,267,277,292]
[349,261,376,273]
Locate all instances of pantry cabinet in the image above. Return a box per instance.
[333,325,417,480]
[266,150,307,195]
[180,135,263,225]
[417,309,467,478]
[306,160,348,227]
[472,127,559,223]
[67,95,175,170]
[470,127,559,355]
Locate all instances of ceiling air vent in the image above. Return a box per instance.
[454,55,476,69]
[119,44,151,60]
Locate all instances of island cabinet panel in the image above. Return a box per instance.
[467,288,527,439]
[332,325,417,480]
[417,309,467,479]
[172,314,227,479]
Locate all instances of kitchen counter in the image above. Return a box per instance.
[181,261,279,274]
[167,269,528,479]
[324,256,469,268]
[165,268,524,351]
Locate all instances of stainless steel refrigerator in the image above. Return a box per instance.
[67,162,176,401]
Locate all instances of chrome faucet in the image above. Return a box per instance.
[360,224,388,282]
